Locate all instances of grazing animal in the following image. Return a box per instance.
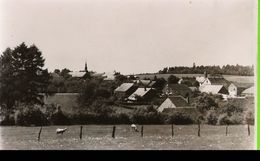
[56,128,67,134]
[131,124,138,132]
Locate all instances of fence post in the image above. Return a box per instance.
[141,125,144,137]
[79,126,83,140]
[38,126,42,142]
[248,123,250,136]
[198,120,200,137]
[112,126,116,138]
[226,124,229,136]
[171,124,174,138]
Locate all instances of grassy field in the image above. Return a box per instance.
[0,125,255,150]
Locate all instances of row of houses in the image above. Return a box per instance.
[114,72,254,112]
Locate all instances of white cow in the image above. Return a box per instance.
[56,128,67,134]
[131,124,138,132]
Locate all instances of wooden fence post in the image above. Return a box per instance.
[198,120,200,137]
[38,126,42,142]
[79,126,83,140]
[171,124,174,138]
[248,123,250,136]
[141,125,144,137]
[112,126,116,138]
[226,124,229,136]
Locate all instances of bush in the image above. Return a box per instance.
[131,105,165,124]
[15,105,49,126]
[50,108,70,125]
[217,113,230,125]
[205,110,218,125]
[165,112,194,125]
[245,109,254,125]
[0,114,15,125]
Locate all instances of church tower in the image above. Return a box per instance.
[85,61,88,72]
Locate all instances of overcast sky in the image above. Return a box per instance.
[0,0,257,75]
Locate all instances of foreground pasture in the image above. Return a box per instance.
[0,125,255,150]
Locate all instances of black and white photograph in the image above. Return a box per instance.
[0,0,257,150]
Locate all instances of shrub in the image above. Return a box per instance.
[50,108,70,125]
[217,113,230,125]
[15,105,49,126]
[165,112,194,125]
[245,109,254,125]
[205,110,218,125]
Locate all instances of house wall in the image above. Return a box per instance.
[228,83,237,97]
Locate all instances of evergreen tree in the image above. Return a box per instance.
[0,42,51,112]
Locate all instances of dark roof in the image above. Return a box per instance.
[208,78,230,88]
[167,84,191,92]
[168,96,189,107]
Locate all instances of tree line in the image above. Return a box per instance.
[158,64,254,76]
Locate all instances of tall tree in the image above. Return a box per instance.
[0,42,51,111]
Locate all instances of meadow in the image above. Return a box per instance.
[0,125,255,150]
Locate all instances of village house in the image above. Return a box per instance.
[241,86,254,97]
[114,83,138,100]
[162,84,192,98]
[228,82,253,97]
[157,96,191,112]
[199,85,229,99]
[127,87,156,102]
[196,71,230,88]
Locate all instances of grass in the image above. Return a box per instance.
[0,125,254,150]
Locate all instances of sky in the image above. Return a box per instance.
[0,0,257,75]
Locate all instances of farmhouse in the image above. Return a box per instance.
[241,86,254,97]
[114,83,138,99]
[157,96,191,112]
[162,84,192,98]
[199,85,229,97]
[228,82,253,97]
[128,87,156,102]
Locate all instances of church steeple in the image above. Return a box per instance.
[85,61,88,72]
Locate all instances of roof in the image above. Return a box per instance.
[69,71,86,77]
[199,85,226,94]
[230,82,254,89]
[128,88,152,100]
[168,96,189,107]
[50,72,60,78]
[242,86,254,94]
[115,83,135,92]
[148,81,156,87]
[208,78,230,87]
[167,84,191,92]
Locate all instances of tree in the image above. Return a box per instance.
[60,68,72,79]
[193,93,217,114]
[0,43,51,112]
[167,75,180,84]
[54,69,61,75]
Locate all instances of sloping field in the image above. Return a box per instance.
[43,93,79,114]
